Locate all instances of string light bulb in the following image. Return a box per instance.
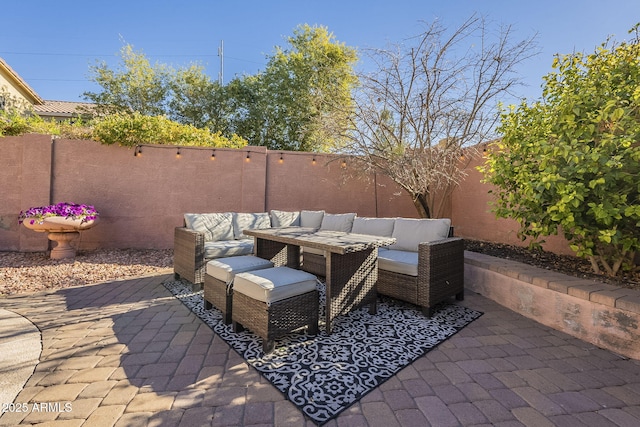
[245,151,251,162]
[341,159,347,168]
[134,145,142,157]
[279,153,284,164]
[211,149,216,160]
[312,157,316,165]
[176,147,181,158]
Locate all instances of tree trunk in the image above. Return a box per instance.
[412,193,431,218]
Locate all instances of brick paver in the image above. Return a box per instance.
[2,273,640,426]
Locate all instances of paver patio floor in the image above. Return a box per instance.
[2,273,640,426]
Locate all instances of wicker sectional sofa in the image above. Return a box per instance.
[173,210,464,316]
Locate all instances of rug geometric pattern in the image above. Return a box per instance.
[164,279,482,425]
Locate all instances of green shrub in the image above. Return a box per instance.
[1,110,248,149]
[91,112,247,148]
[0,109,32,136]
[480,27,640,277]
[1,109,90,138]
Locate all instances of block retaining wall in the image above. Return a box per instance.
[465,251,640,360]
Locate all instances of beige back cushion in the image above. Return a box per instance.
[233,212,271,239]
[300,210,325,228]
[320,213,356,232]
[351,217,396,237]
[270,210,301,227]
[389,218,451,252]
[184,213,234,242]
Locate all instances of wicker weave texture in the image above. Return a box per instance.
[255,239,300,268]
[301,251,326,276]
[377,270,416,302]
[378,237,464,317]
[232,289,319,352]
[325,248,377,333]
[203,274,232,324]
[174,227,206,284]
[417,238,464,307]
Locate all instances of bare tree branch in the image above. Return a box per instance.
[344,15,537,218]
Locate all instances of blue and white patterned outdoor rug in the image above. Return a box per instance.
[164,279,482,425]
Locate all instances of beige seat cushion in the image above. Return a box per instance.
[204,240,254,259]
[206,256,274,283]
[234,267,318,304]
[378,249,419,276]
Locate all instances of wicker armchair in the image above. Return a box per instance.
[377,237,464,317]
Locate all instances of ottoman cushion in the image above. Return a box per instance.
[234,267,317,304]
[206,256,274,283]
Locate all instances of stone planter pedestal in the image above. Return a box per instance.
[22,217,99,259]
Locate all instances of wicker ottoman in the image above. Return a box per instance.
[232,266,319,353]
[204,256,274,324]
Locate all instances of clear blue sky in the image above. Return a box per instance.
[2,0,639,104]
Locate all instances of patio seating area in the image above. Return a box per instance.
[174,210,464,326]
[3,271,640,426]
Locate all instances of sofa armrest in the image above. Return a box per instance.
[416,237,465,306]
[174,226,206,284]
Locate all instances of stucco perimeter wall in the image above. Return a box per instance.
[264,151,418,218]
[465,251,640,360]
[1,135,417,251]
[1,135,53,251]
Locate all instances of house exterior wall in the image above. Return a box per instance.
[0,59,42,111]
[0,75,31,111]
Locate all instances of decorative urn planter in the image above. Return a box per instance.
[19,203,100,260]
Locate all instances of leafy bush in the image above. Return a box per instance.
[90,112,247,148]
[1,109,91,138]
[0,109,33,136]
[480,26,640,277]
[1,110,247,149]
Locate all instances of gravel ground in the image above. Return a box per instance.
[0,249,173,297]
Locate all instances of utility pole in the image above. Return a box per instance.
[218,40,224,85]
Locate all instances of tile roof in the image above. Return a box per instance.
[32,100,96,117]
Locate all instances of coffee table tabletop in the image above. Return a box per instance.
[244,227,395,254]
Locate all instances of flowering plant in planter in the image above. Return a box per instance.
[18,202,100,225]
